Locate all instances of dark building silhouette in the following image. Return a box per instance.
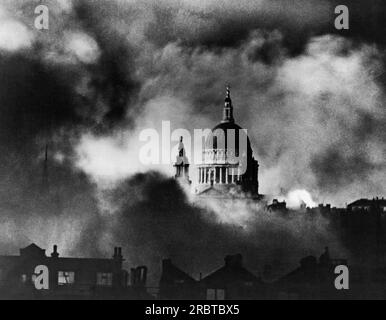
[2,195,386,300]
[0,244,149,299]
[347,198,386,212]
[159,254,264,300]
[157,196,386,300]
[159,259,200,300]
[274,248,348,300]
[266,199,287,213]
[201,254,265,300]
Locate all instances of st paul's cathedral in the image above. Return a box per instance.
[174,87,262,200]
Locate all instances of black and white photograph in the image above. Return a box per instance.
[0,0,385,306]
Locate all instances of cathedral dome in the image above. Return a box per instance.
[196,86,260,197]
[205,121,252,161]
[204,88,252,160]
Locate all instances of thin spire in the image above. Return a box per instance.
[42,143,49,191]
[226,85,231,100]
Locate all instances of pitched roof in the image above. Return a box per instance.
[348,198,386,207]
[202,265,259,286]
[160,259,197,285]
[19,243,46,257]
[201,255,259,286]
[277,256,319,285]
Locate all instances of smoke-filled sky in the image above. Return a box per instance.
[0,0,385,283]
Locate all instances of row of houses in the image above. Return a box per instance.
[1,197,385,300]
[0,244,149,300]
[158,248,351,300]
[160,254,262,300]
[0,243,350,300]
[267,197,386,214]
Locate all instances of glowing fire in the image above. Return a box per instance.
[285,189,317,209]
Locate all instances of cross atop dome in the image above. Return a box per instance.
[222,84,234,123]
[226,85,231,100]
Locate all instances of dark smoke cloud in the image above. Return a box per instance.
[99,171,345,285]
[0,54,79,148]
[73,1,141,128]
[0,0,142,255]
[311,147,376,193]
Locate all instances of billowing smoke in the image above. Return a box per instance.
[77,31,385,206]
[0,0,384,284]
[0,0,141,255]
[93,171,346,285]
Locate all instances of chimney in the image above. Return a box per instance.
[131,266,148,287]
[51,245,59,258]
[113,247,123,260]
[130,268,136,286]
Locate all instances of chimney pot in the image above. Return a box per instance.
[51,245,59,258]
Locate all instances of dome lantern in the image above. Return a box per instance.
[222,85,234,124]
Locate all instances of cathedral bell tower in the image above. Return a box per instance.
[174,136,191,185]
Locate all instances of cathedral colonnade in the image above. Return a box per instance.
[197,166,241,185]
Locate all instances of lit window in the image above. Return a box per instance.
[206,288,225,300]
[96,272,113,287]
[58,271,75,285]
